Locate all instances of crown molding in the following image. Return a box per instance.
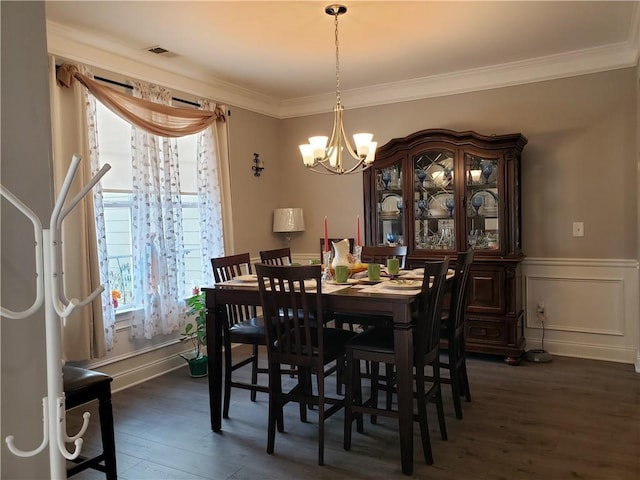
[279,41,639,118]
[47,19,639,120]
[46,21,280,117]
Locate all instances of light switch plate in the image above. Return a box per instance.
[573,222,584,237]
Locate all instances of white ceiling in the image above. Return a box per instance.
[45,1,640,118]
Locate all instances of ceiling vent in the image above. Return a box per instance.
[145,46,177,57]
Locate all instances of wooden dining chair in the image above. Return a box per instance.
[255,263,356,466]
[343,258,450,467]
[211,253,269,418]
[439,249,474,419]
[259,247,292,265]
[360,245,408,269]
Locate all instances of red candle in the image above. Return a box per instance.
[356,215,361,246]
[324,216,329,252]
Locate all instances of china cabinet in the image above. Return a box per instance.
[363,129,528,364]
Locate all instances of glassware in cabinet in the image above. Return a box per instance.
[413,149,456,251]
[465,153,500,251]
[375,162,404,246]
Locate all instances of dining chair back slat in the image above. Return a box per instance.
[259,247,292,266]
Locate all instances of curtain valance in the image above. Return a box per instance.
[56,64,225,138]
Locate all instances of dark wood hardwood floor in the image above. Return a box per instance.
[67,348,639,479]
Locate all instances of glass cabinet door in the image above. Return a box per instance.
[375,161,404,246]
[465,153,500,251]
[413,149,456,252]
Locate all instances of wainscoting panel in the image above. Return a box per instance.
[522,258,639,368]
[525,276,624,335]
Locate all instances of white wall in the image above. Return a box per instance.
[1,2,54,478]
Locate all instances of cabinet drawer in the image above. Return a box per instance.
[465,316,508,346]
[468,267,505,313]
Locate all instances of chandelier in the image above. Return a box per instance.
[299,4,376,175]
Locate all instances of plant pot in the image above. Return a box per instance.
[188,355,208,378]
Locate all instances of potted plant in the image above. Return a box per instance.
[179,287,208,377]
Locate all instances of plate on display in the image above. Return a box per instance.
[235,274,258,282]
[402,268,425,279]
[429,192,453,217]
[327,278,359,285]
[381,194,402,215]
[426,160,454,187]
[385,279,422,290]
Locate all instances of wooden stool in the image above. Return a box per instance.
[63,365,117,479]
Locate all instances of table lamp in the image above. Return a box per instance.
[273,208,305,245]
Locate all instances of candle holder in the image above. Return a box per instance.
[353,245,362,264]
[322,250,333,282]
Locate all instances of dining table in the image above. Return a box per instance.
[203,268,434,476]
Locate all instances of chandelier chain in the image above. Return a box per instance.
[334,11,341,106]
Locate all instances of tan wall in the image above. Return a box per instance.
[225,107,283,258]
[274,69,638,260]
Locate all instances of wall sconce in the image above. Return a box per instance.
[273,208,305,246]
[252,153,264,177]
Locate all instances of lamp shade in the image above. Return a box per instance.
[273,208,305,233]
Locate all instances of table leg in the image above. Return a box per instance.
[393,303,414,476]
[206,297,224,432]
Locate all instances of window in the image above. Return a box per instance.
[96,101,208,311]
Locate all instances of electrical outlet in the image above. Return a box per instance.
[573,222,584,237]
[536,301,545,315]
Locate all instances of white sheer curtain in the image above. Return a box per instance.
[129,82,186,339]
[82,67,116,350]
[196,99,225,285]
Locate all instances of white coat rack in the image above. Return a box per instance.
[1,155,111,480]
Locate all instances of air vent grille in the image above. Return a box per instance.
[147,46,169,55]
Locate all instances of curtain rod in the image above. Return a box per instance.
[54,65,201,108]
[93,75,201,108]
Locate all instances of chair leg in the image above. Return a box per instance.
[384,362,394,411]
[298,367,311,423]
[461,359,472,402]
[98,392,117,480]
[433,363,448,441]
[370,361,380,425]
[317,372,325,466]
[449,346,463,420]
[344,350,363,452]
[223,337,232,419]
[343,351,353,451]
[267,366,283,453]
[415,365,433,465]
[459,340,472,402]
[250,344,259,402]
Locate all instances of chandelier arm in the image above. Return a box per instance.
[338,109,360,160]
